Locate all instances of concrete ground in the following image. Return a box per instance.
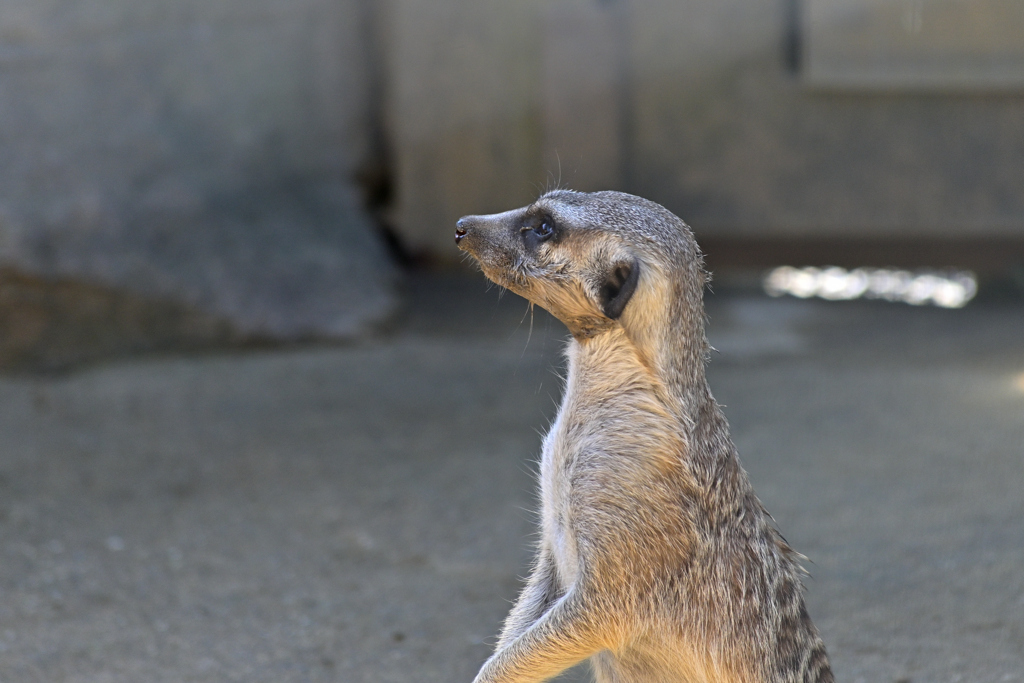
[0,271,1022,683]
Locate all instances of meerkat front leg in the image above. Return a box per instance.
[473,583,610,683]
[495,547,561,649]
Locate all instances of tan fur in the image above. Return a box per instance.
[455,191,833,683]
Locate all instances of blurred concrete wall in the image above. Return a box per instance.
[0,0,396,369]
[385,0,1024,259]
[2,0,1021,369]
[805,0,1024,89]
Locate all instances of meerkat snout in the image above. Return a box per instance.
[457,189,834,683]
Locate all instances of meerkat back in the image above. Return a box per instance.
[455,190,833,683]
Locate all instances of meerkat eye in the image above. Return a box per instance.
[521,218,555,246]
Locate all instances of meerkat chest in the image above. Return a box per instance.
[539,409,583,588]
[539,337,682,588]
[539,390,673,588]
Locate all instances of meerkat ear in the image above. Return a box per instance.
[598,258,640,319]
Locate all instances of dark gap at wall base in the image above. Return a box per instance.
[699,237,1024,274]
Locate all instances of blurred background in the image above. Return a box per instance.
[0,0,1022,681]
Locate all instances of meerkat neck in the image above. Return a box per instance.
[568,325,750,522]
[568,322,713,436]
[602,266,713,429]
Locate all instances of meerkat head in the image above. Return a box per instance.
[455,190,706,347]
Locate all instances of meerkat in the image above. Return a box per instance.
[454,190,833,683]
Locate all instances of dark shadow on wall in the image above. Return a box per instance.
[0,268,242,374]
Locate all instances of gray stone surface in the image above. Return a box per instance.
[387,0,543,257]
[804,0,1024,89]
[541,0,628,194]
[386,0,1024,257]
[2,183,395,337]
[625,0,1024,239]
[0,271,1021,682]
[0,0,395,350]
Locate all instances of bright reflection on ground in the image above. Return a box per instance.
[1015,372,1024,394]
[764,266,977,308]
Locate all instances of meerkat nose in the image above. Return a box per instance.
[455,218,469,245]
